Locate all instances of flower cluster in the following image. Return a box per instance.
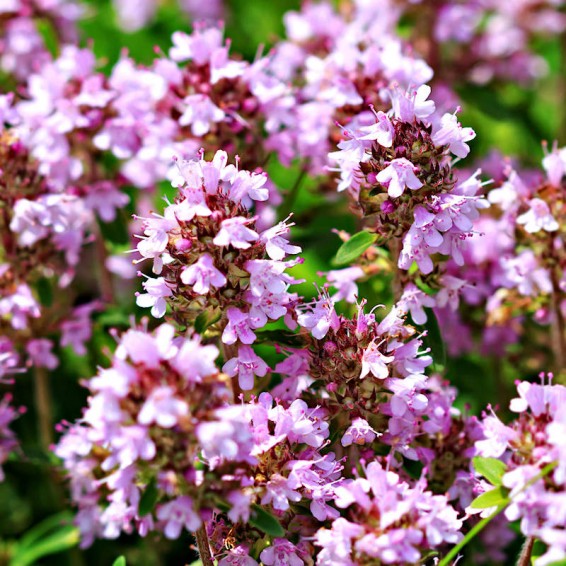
[475,377,566,565]
[315,461,462,565]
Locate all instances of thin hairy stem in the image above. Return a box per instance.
[34,365,54,449]
[195,525,214,566]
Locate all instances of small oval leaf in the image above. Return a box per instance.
[138,478,158,517]
[470,486,509,509]
[112,557,126,566]
[473,456,507,486]
[248,504,285,537]
[334,231,377,266]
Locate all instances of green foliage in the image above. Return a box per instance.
[472,456,507,486]
[8,513,79,566]
[470,486,510,509]
[248,504,285,537]
[333,231,377,266]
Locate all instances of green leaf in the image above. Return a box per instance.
[9,514,79,566]
[248,504,285,537]
[333,231,377,266]
[36,277,53,308]
[470,486,510,510]
[138,478,158,517]
[112,558,127,566]
[194,308,222,335]
[473,456,507,486]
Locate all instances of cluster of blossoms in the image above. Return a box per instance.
[0,0,81,81]
[0,129,97,368]
[435,146,566,367]
[315,461,462,565]
[474,377,566,565]
[397,0,566,85]
[56,322,337,561]
[330,83,487,325]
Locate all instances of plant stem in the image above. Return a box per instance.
[280,165,308,219]
[517,536,535,566]
[437,504,507,566]
[195,524,214,566]
[34,365,54,449]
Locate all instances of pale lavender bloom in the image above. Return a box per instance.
[223,345,269,391]
[432,112,476,158]
[376,158,423,199]
[360,341,394,379]
[136,277,173,318]
[213,217,259,249]
[297,295,341,339]
[542,146,566,186]
[390,85,435,122]
[517,198,559,233]
[26,339,58,369]
[325,266,364,303]
[222,307,258,345]
[261,473,302,511]
[260,539,304,566]
[138,386,188,428]
[475,414,518,458]
[171,337,219,383]
[179,94,225,136]
[358,110,394,147]
[260,220,301,260]
[0,284,41,330]
[156,496,201,539]
[169,28,223,64]
[218,546,259,566]
[399,283,436,325]
[180,253,227,294]
[341,418,377,447]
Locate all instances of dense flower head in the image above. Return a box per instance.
[315,460,462,565]
[55,322,341,555]
[474,377,566,565]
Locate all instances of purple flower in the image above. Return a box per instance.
[136,277,173,318]
[360,341,394,379]
[180,254,227,294]
[223,345,269,390]
[376,158,423,199]
[213,217,259,249]
[222,307,258,345]
[517,198,559,233]
[137,386,188,428]
[156,496,201,539]
[432,112,476,158]
[341,418,377,447]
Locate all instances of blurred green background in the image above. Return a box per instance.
[1,0,565,564]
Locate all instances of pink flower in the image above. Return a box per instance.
[156,496,201,539]
[360,341,394,379]
[179,94,225,136]
[223,345,269,390]
[26,339,59,370]
[213,217,259,249]
[432,112,476,158]
[222,308,258,345]
[517,198,559,233]
[136,277,172,318]
[358,110,395,147]
[180,254,227,294]
[341,418,377,447]
[138,386,188,428]
[376,158,423,198]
